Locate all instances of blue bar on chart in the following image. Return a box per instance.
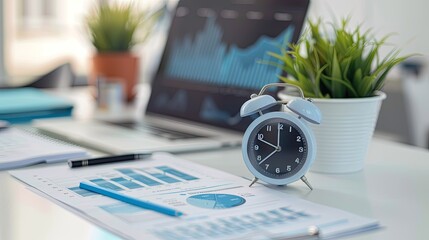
[141,169,181,183]
[90,178,123,191]
[280,207,311,218]
[230,217,256,230]
[117,169,162,186]
[152,207,315,240]
[69,187,97,197]
[156,166,199,181]
[267,209,292,223]
[111,177,143,189]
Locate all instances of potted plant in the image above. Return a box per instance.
[269,19,411,173]
[86,3,161,102]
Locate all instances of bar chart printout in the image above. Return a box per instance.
[68,165,201,197]
[11,152,379,240]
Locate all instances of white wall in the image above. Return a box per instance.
[307,0,367,26]
[369,0,429,57]
[308,0,429,58]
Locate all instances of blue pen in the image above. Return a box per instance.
[79,182,184,217]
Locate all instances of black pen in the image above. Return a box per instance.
[68,153,151,168]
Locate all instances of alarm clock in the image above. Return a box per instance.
[240,83,321,189]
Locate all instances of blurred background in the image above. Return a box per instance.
[0,0,428,148]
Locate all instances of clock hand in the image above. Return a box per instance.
[277,123,281,147]
[258,138,277,149]
[258,149,277,165]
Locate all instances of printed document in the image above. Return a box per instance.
[10,153,379,239]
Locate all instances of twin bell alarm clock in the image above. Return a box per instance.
[240,83,322,189]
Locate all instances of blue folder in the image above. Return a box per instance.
[0,88,74,124]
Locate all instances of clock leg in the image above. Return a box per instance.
[300,175,313,190]
[249,177,259,187]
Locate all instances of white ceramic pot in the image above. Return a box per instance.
[279,91,386,173]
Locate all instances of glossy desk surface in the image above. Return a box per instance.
[0,87,428,240]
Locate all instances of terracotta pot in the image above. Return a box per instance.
[91,53,139,102]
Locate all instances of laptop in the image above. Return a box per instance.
[35,0,309,154]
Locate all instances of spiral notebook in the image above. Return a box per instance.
[0,127,88,171]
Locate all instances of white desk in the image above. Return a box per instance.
[1,135,428,239]
[1,87,428,240]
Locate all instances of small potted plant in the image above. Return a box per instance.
[86,3,162,101]
[269,19,412,173]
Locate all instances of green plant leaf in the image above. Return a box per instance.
[372,55,412,92]
[279,76,317,98]
[264,17,414,98]
[330,49,346,97]
[321,74,359,97]
[353,68,362,93]
[266,52,297,77]
[86,3,163,52]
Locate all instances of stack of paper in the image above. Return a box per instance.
[10,153,379,240]
[0,128,88,170]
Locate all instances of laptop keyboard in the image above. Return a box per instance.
[106,121,205,140]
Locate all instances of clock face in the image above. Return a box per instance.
[247,117,307,179]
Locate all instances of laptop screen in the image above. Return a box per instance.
[147,0,309,132]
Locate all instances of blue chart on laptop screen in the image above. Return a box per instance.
[148,0,308,131]
[165,17,294,89]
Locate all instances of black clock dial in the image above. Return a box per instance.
[247,118,307,179]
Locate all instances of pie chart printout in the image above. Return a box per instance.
[186,194,246,209]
